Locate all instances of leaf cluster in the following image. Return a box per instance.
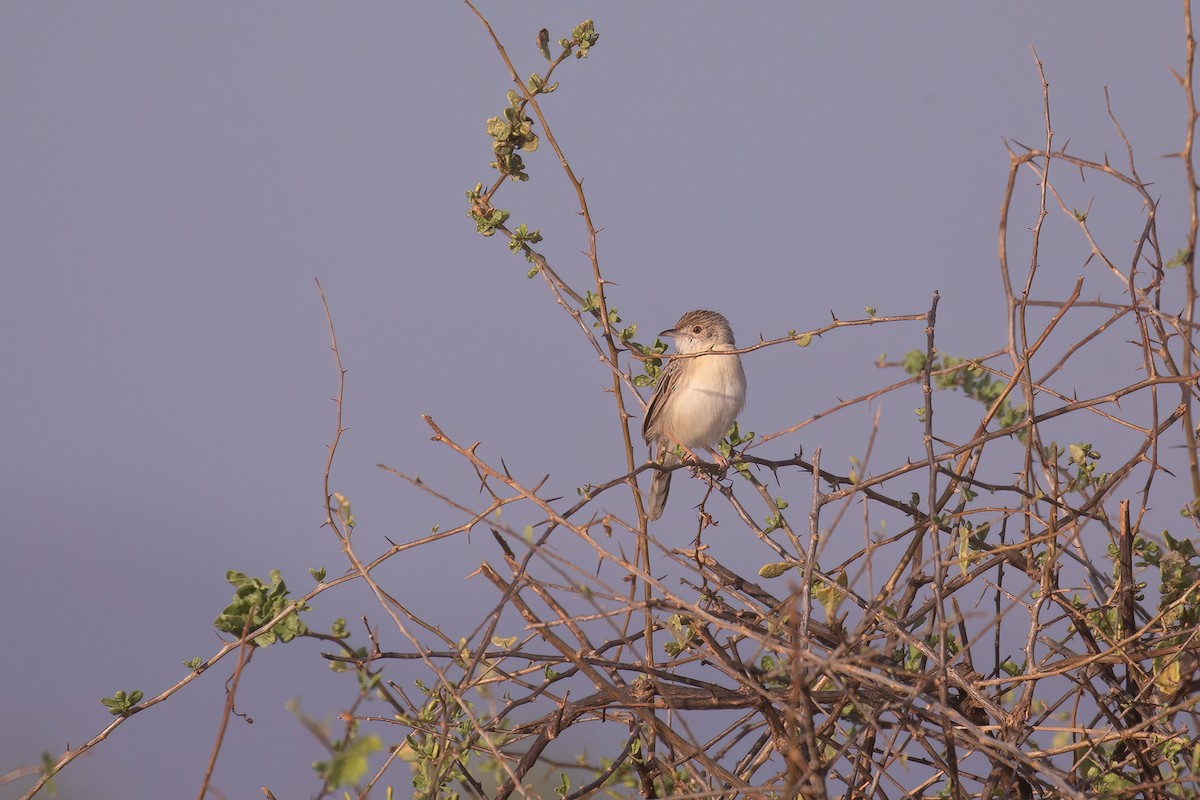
[213,569,308,647]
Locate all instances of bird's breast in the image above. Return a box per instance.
[662,353,747,448]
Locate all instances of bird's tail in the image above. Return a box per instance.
[647,449,680,521]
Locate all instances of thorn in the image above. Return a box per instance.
[490,528,515,559]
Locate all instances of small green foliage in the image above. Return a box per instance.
[900,643,924,672]
[719,422,755,477]
[1079,752,1136,796]
[1066,442,1108,488]
[213,569,308,647]
[758,562,793,579]
[1158,531,1200,628]
[567,19,599,58]
[812,569,848,621]
[331,491,355,528]
[899,634,959,673]
[1135,535,1162,565]
[788,329,813,347]
[902,350,1027,436]
[330,617,349,638]
[1153,653,1186,701]
[330,646,367,674]
[630,338,668,387]
[663,614,702,657]
[544,663,560,681]
[100,689,143,716]
[580,289,623,328]
[933,636,958,661]
[555,772,571,797]
[865,306,876,318]
[527,72,559,95]
[1073,209,1087,221]
[903,350,927,374]
[485,90,539,181]
[1166,247,1191,269]
[182,656,202,670]
[1087,605,1121,639]
[313,733,383,788]
[465,183,511,237]
[999,657,1024,676]
[310,566,326,583]
[39,752,58,796]
[394,683,481,797]
[955,522,984,574]
[507,222,544,263]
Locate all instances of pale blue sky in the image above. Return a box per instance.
[2,4,1188,797]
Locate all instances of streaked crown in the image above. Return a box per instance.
[666,309,736,351]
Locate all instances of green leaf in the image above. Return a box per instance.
[39,752,58,796]
[812,569,847,620]
[1166,247,1190,269]
[100,689,144,716]
[485,116,509,139]
[999,658,1023,676]
[313,734,383,788]
[214,569,309,647]
[758,562,793,579]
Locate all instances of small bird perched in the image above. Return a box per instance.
[642,310,747,520]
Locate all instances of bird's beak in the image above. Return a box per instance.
[659,327,678,339]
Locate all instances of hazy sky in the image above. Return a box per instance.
[2,3,1189,798]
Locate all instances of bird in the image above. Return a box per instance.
[642,310,747,520]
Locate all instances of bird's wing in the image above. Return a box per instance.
[643,357,684,444]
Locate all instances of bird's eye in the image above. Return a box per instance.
[692,326,702,334]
